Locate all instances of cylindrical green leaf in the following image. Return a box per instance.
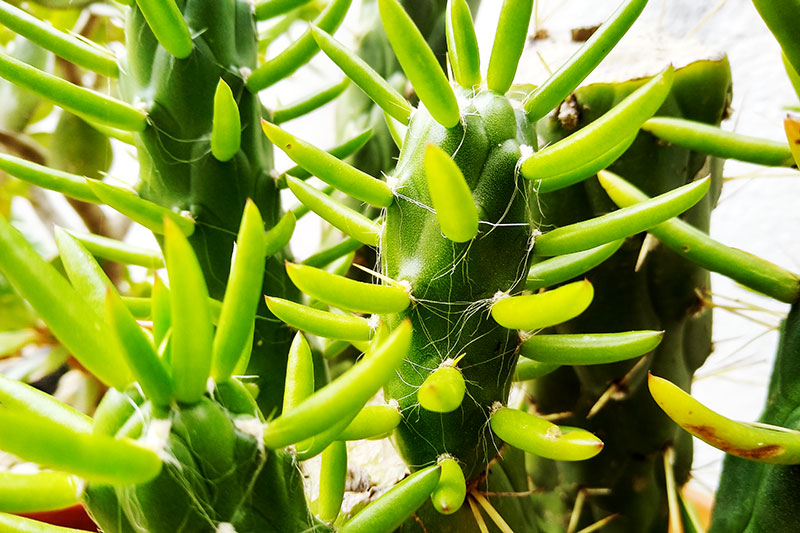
[164,218,214,404]
[264,210,297,256]
[520,331,663,365]
[521,67,674,181]
[491,280,594,330]
[212,201,268,382]
[65,230,163,269]
[490,407,604,461]
[424,144,479,242]
[524,0,649,121]
[255,0,314,20]
[54,226,113,317]
[0,52,146,132]
[134,0,193,59]
[310,25,412,124]
[599,170,800,303]
[283,332,315,413]
[211,79,241,162]
[286,262,410,314]
[0,472,81,513]
[446,0,480,88]
[0,1,118,77]
[340,464,441,533]
[263,320,411,448]
[513,360,560,382]
[285,175,382,246]
[378,0,459,128]
[534,176,710,256]
[266,296,372,341]
[318,440,348,523]
[337,404,401,441]
[642,117,794,167]
[281,128,373,183]
[649,373,800,464]
[431,457,466,515]
[0,153,97,203]
[0,374,91,433]
[486,0,533,94]
[0,409,162,485]
[526,240,624,291]
[273,76,350,124]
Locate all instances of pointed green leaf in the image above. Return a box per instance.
[286,175,382,246]
[0,472,81,513]
[486,0,533,94]
[266,296,372,341]
[490,407,603,461]
[526,240,624,290]
[255,0,314,21]
[337,404,401,441]
[340,464,441,533]
[378,0,459,128]
[599,170,800,303]
[281,128,373,183]
[272,76,350,124]
[446,0,480,88]
[0,153,98,203]
[491,280,594,330]
[64,230,164,269]
[283,332,315,412]
[318,440,348,522]
[384,111,407,149]
[106,292,173,407]
[0,52,146,132]
[134,0,193,59]
[164,218,213,404]
[524,0,649,121]
[0,1,118,77]
[286,262,410,314]
[310,24,412,124]
[86,180,195,236]
[534,175,710,257]
[533,133,637,193]
[642,117,794,167]
[212,201,268,382]
[0,215,130,389]
[520,330,663,365]
[211,79,241,162]
[521,67,674,181]
[264,120,393,207]
[649,373,800,464]
[246,0,351,91]
[424,144,479,242]
[0,374,91,433]
[0,408,162,484]
[54,226,113,317]
[263,320,411,448]
[303,237,363,268]
[264,210,297,256]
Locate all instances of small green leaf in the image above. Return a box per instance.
[526,240,624,290]
[310,25,412,124]
[513,360,560,382]
[286,262,410,314]
[263,320,411,448]
[0,373,91,433]
[337,404,401,441]
[212,201,268,382]
[272,76,350,124]
[0,152,97,203]
[520,331,663,365]
[642,117,794,167]
[424,144,479,242]
[0,472,81,513]
[164,218,213,404]
[524,0,648,121]
[265,210,297,256]
[255,0,314,21]
[491,280,594,330]
[486,0,533,94]
[418,365,466,413]
[318,440,348,523]
[266,296,372,341]
[64,230,163,270]
[286,175,382,246]
[211,79,241,162]
[134,0,193,59]
[264,120,393,207]
[283,332,315,413]
[281,129,373,183]
[431,457,466,515]
[446,0,480,88]
[534,175,709,257]
[490,407,604,461]
[303,237,363,269]
[378,0,459,128]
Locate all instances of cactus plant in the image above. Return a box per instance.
[2,0,800,532]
